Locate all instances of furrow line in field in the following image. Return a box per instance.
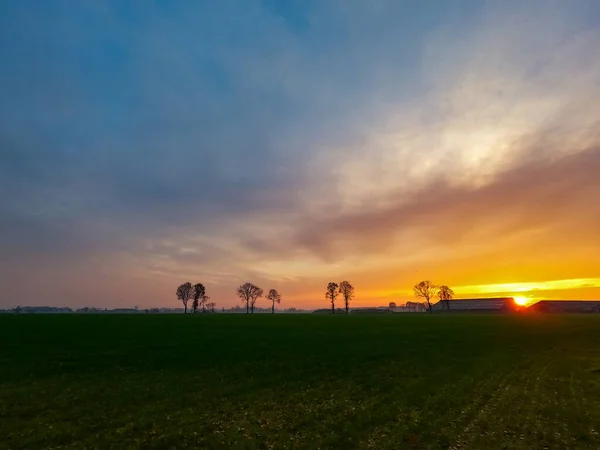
[449,365,519,450]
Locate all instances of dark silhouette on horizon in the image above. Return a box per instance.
[266,289,282,314]
[176,282,194,314]
[438,285,455,311]
[414,280,438,313]
[192,283,205,314]
[236,283,263,314]
[326,282,339,314]
[339,281,355,314]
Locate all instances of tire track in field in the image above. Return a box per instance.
[496,359,551,448]
[445,373,501,435]
[529,358,599,448]
[572,369,600,444]
[514,359,538,443]
[449,363,523,450]
[527,360,556,447]
[451,354,600,449]
[358,364,500,449]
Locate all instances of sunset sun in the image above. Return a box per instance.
[513,296,529,306]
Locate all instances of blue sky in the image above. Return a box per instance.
[1,1,600,308]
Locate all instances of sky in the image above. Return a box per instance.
[1,0,599,309]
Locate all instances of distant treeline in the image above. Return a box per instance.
[3,279,456,315]
[173,279,454,315]
[6,306,184,314]
[3,306,312,315]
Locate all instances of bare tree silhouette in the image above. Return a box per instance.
[236,283,263,314]
[176,282,194,314]
[326,282,339,314]
[266,289,282,314]
[413,280,437,313]
[250,288,263,314]
[339,281,355,314]
[405,301,426,312]
[201,295,210,313]
[192,283,205,314]
[437,285,454,311]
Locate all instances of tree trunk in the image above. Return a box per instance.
[331,299,334,314]
[246,301,249,314]
[184,304,187,314]
[272,302,275,314]
[346,301,349,314]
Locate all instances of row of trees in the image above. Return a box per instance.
[326,280,453,314]
[175,282,215,314]
[325,281,355,314]
[177,282,283,314]
[177,279,453,315]
[236,283,282,314]
[413,280,454,312]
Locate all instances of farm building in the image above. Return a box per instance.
[527,300,600,313]
[431,297,518,313]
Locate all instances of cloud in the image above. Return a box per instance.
[0,0,599,307]
[455,278,600,295]
[225,142,600,297]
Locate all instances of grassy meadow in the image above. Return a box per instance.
[1,314,600,449]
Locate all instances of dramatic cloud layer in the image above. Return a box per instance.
[1,0,599,308]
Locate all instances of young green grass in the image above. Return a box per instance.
[1,314,600,449]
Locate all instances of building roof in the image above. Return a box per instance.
[431,297,517,311]
[528,300,600,312]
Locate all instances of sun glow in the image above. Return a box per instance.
[513,296,529,306]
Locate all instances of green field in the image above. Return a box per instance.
[1,314,600,449]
